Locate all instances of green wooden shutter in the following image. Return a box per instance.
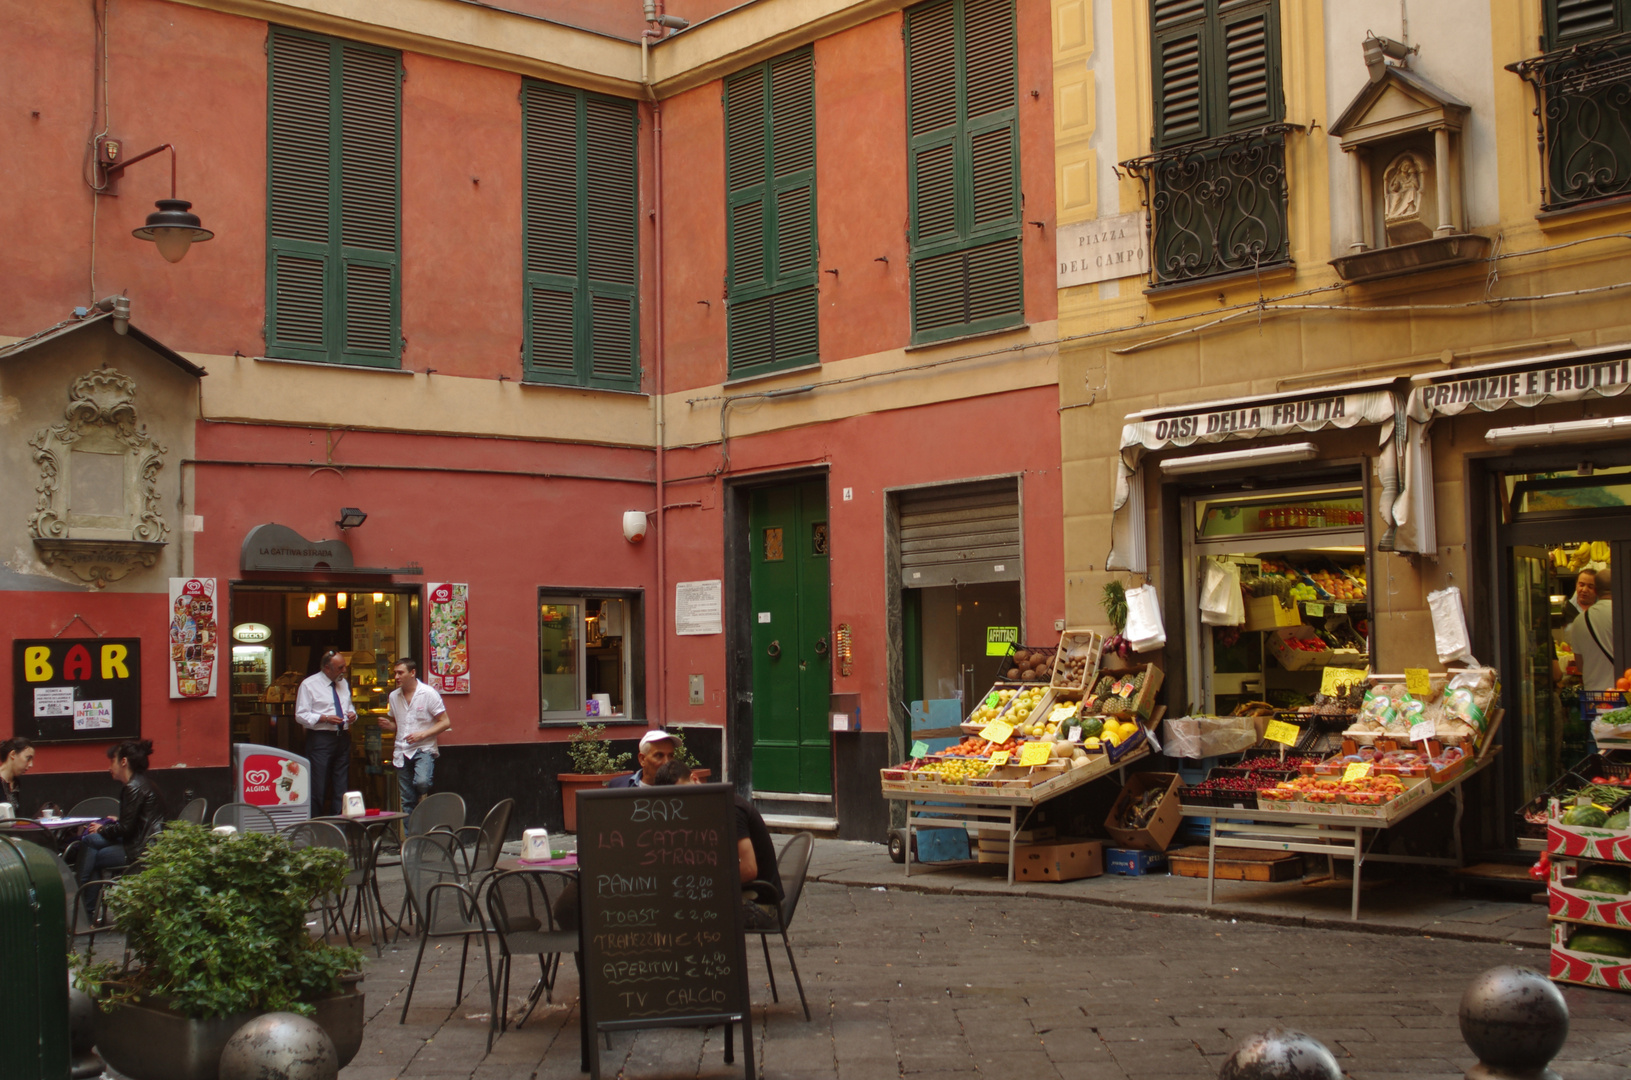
[266,28,400,367]
[522,83,640,390]
[906,0,1022,344]
[1216,1,1279,132]
[1149,1,1280,147]
[1547,0,1623,47]
[725,49,818,378]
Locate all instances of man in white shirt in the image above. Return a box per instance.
[1566,567,1616,693]
[381,657,451,815]
[295,651,357,816]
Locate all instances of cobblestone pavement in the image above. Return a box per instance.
[337,841,1627,1080]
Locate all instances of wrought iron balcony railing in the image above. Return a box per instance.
[1509,32,1631,212]
[1122,124,1294,287]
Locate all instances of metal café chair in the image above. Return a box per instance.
[744,831,814,1021]
[451,798,514,884]
[212,802,278,835]
[285,820,356,946]
[374,791,466,938]
[173,796,208,825]
[398,833,491,1025]
[68,797,119,819]
[484,868,578,1045]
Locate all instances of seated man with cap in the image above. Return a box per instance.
[606,729,676,787]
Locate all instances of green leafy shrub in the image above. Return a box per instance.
[567,719,633,774]
[80,823,361,1018]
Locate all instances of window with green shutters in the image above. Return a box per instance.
[905,0,1023,345]
[522,83,640,390]
[1546,0,1628,48]
[265,28,401,367]
[724,50,818,379]
[1150,0,1281,149]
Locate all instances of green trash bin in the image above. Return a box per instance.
[0,835,68,1080]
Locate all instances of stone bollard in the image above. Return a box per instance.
[1459,965,1569,1080]
[218,1012,338,1080]
[1218,1028,1343,1080]
[67,979,103,1080]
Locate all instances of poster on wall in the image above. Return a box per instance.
[12,638,142,743]
[427,582,470,694]
[168,577,219,698]
[675,580,723,636]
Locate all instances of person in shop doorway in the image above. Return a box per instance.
[606,729,676,787]
[380,657,451,815]
[0,737,35,812]
[296,650,356,816]
[1565,567,1615,692]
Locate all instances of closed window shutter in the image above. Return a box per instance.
[1149,0,1280,147]
[266,29,399,366]
[1216,2,1278,132]
[1153,26,1205,146]
[725,50,818,377]
[1547,0,1623,47]
[522,82,641,390]
[906,0,1023,343]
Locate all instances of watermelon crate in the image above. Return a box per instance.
[1551,920,1631,991]
[1550,858,1631,928]
[1547,801,1631,862]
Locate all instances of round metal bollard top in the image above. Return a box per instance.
[1459,965,1568,1080]
[218,1012,338,1080]
[1218,1028,1342,1080]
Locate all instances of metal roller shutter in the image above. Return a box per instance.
[899,478,1020,587]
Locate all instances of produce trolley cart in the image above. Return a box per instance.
[1178,749,1496,921]
[883,742,1151,885]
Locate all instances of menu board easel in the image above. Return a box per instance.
[576,784,755,1080]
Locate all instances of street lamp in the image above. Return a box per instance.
[99,142,215,262]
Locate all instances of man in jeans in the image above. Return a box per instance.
[381,657,452,815]
[295,651,357,816]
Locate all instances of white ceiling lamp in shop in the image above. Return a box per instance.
[1484,416,1631,447]
[1160,442,1321,477]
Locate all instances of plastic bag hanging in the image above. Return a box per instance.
[1199,558,1244,627]
[1427,585,1478,666]
[1124,583,1167,652]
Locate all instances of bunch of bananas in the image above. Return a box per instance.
[1558,542,1612,572]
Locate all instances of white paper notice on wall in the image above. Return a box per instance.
[74,699,113,731]
[34,687,75,717]
[758,612,772,623]
[675,580,724,636]
[1056,211,1149,288]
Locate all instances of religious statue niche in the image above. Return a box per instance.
[1382,150,1436,245]
[28,367,169,586]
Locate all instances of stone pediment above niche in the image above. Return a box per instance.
[29,367,168,587]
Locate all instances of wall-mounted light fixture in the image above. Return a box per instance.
[336,508,368,530]
[306,592,327,619]
[623,510,650,543]
[100,143,215,263]
[336,591,348,609]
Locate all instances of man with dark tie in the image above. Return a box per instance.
[295,650,357,816]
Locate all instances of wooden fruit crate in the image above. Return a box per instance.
[1167,845,1304,882]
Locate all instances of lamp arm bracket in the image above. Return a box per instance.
[104,143,177,197]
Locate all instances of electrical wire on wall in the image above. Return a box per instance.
[83,0,113,303]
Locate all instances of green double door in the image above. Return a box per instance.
[748,479,832,794]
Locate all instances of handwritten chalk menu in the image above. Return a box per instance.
[576,784,755,1080]
[12,639,142,743]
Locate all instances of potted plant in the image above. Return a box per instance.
[558,718,633,831]
[77,824,364,1080]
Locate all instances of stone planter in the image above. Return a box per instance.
[94,974,363,1080]
[557,771,632,831]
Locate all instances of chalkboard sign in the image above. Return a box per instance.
[11,638,142,743]
[576,784,755,1080]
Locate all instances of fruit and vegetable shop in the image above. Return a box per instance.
[882,354,1631,988]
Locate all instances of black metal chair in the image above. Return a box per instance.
[285,820,355,946]
[375,791,466,938]
[68,797,119,819]
[484,868,578,1046]
[212,802,278,834]
[398,832,491,1024]
[173,796,208,825]
[745,831,813,1021]
[451,798,513,884]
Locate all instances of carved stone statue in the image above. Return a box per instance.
[1383,151,1434,244]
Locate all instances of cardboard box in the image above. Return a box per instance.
[975,825,1056,844]
[1104,772,1184,853]
[1243,594,1302,632]
[1548,815,1631,862]
[1550,920,1631,991]
[1014,839,1104,882]
[1105,848,1167,876]
[1268,625,1331,671]
[1550,859,1631,927]
[1168,845,1303,882]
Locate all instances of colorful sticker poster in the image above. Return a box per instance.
[168,577,218,699]
[427,582,470,694]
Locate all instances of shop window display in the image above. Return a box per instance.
[539,593,641,723]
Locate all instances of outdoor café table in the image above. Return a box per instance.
[313,811,407,949]
[1176,749,1497,922]
[0,816,103,852]
[492,854,587,1070]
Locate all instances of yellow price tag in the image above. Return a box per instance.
[1320,666,1369,697]
[1342,761,1373,783]
[988,751,1011,766]
[1019,742,1053,767]
[979,721,1014,745]
[1404,668,1431,697]
[1263,719,1299,746]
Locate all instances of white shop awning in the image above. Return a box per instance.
[1407,342,1631,421]
[1109,378,1407,572]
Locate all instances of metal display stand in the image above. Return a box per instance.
[882,743,1151,884]
[1178,751,1496,920]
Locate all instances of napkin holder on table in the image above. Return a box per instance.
[342,791,366,818]
[521,828,551,861]
[0,804,15,821]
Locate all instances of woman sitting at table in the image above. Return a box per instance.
[76,739,168,920]
[0,737,35,812]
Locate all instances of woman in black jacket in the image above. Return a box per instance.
[0,737,35,812]
[77,739,168,919]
